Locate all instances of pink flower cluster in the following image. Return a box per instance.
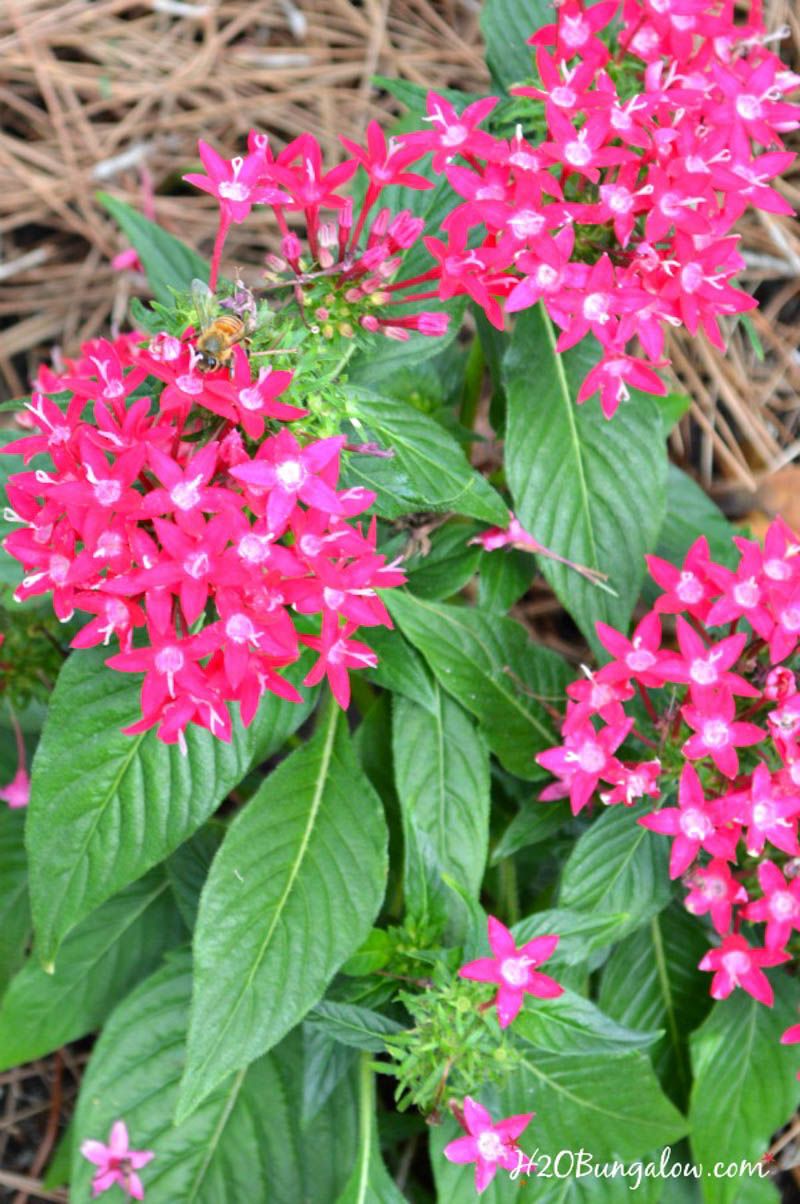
[403,0,799,416]
[536,517,800,1031]
[444,916,562,1193]
[186,125,450,342]
[2,333,405,748]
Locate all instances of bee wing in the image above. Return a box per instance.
[191,278,217,331]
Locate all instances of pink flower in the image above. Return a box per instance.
[444,1096,534,1194]
[743,860,800,952]
[0,767,30,810]
[638,763,739,878]
[536,716,633,815]
[656,617,759,698]
[698,933,790,1007]
[459,915,563,1029]
[680,686,765,779]
[80,1119,154,1200]
[683,859,747,935]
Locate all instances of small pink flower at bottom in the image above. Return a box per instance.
[459,916,563,1028]
[444,1096,534,1194]
[80,1120,154,1200]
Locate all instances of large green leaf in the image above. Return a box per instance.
[513,908,643,966]
[503,306,667,645]
[514,987,661,1057]
[393,687,489,930]
[689,974,800,1203]
[386,592,570,779]
[26,648,313,965]
[653,464,739,573]
[431,1049,687,1202]
[345,386,508,525]
[177,706,388,1119]
[98,192,209,305]
[71,953,360,1203]
[491,800,572,863]
[364,626,436,712]
[0,809,29,999]
[598,903,713,1106]
[0,869,184,1069]
[558,804,672,939]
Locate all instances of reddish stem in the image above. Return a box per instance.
[637,681,657,722]
[631,727,659,751]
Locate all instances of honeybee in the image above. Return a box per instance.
[191,278,250,372]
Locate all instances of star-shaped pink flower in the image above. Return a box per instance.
[459,915,563,1028]
[80,1119,154,1200]
[444,1096,534,1194]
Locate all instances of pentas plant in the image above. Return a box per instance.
[2,2,800,1202]
[2,332,405,748]
[535,517,800,1061]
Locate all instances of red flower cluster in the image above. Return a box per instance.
[536,517,800,1017]
[401,0,798,415]
[185,125,449,342]
[2,333,405,749]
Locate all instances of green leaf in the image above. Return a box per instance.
[98,192,209,305]
[478,547,534,614]
[336,1054,408,1204]
[71,952,360,1203]
[386,592,570,779]
[0,869,184,1069]
[432,1049,688,1195]
[653,464,739,573]
[558,803,672,939]
[689,974,800,1203]
[513,907,645,965]
[305,1001,404,1052]
[480,0,543,88]
[363,626,436,712]
[504,306,667,645]
[346,386,508,525]
[393,687,490,931]
[178,706,388,1119]
[0,809,29,998]
[165,822,225,931]
[27,647,312,965]
[491,799,572,863]
[598,903,713,1106]
[404,519,483,600]
[302,1022,356,1124]
[514,986,661,1057]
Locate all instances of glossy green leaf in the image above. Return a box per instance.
[306,1001,404,1052]
[478,547,534,614]
[346,387,508,525]
[363,626,436,712]
[558,804,672,939]
[386,592,570,779]
[504,306,667,645]
[689,974,800,1203]
[393,687,489,930]
[178,707,388,1119]
[26,647,311,965]
[0,869,183,1069]
[491,800,572,863]
[98,192,209,305]
[652,464,739,574]
[404,519,482,600]
[302,1022,356,1125]
[0,808,29,998]
[513,907,644,966]
[165,823,225,931]
[514,987,661,1057]
[71,952,360,1203]
[598,903,713,1106]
